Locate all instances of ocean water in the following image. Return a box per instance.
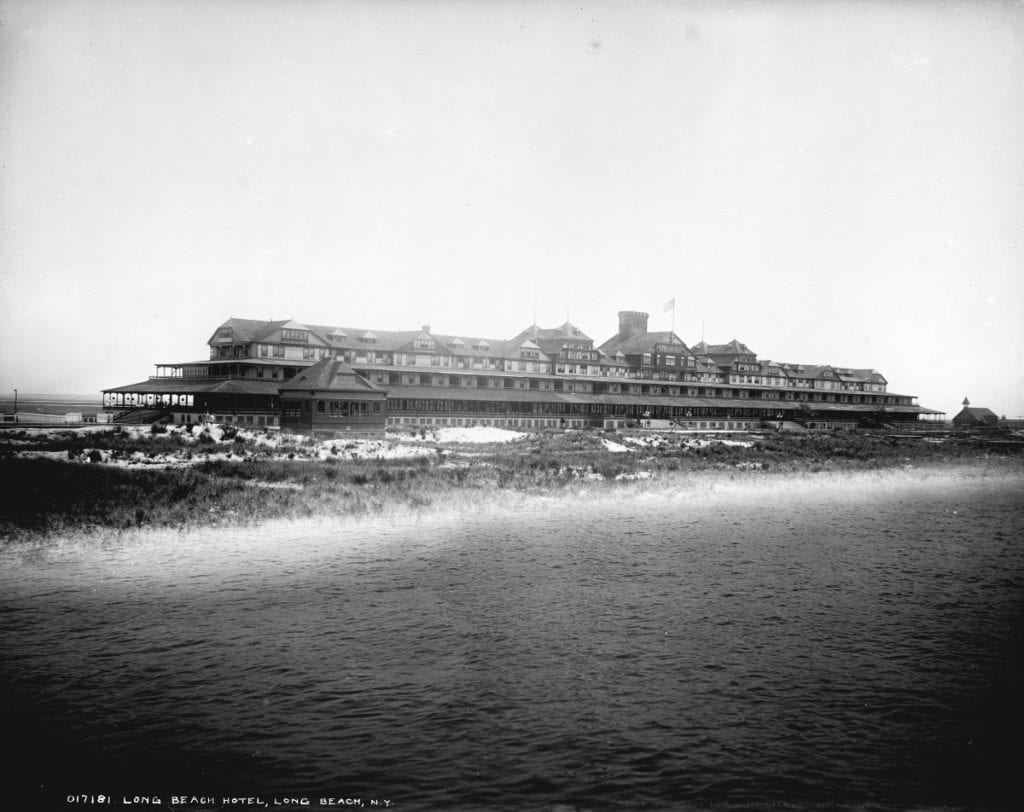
[0,393,103,415]
[2,466,1022,810]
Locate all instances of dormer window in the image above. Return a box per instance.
[519,340,541,359]
[450,337,465,348]
[216,327,232,342]
[519,343,541,359]
[360,331,378,344]
[475,339,490,351]
[282,328,308,342]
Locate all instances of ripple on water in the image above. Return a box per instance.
[1,467,1022,808]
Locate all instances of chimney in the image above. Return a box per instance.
[422,325,431,334]
[618,311,649,341]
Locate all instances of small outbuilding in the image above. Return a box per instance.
[279,358,387,438]
[951,397,999,429]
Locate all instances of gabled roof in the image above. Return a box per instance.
[208,318,290,344]
[778,363,819,378]
[533,322,591,341]
[691,338,756,359]
[209,318,334,347]
[510,322,593,348]
[810,366,841,380]
[279,359,384,394]
[598,330,689,356]
[953,406,999,423]
[557,321,591,340]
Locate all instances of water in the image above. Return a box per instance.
[2,466,1022,810]
[0,393,103,415]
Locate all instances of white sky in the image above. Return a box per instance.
[2,0,1022,417]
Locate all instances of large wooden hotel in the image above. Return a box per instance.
[102,310,941,434]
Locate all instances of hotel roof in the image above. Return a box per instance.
[598,330,689,356]
[280,359,384,394]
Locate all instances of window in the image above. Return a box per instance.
[316,400,325,414]
[282,329,308,342]
[272,345,284,358]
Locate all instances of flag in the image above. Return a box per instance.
[664,298,675,313]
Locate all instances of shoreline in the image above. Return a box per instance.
[3,460,1021,554]
[2,423,1022,545]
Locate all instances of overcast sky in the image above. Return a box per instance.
[2,0,1022,417]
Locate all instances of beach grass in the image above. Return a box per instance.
[1,425,1020,542]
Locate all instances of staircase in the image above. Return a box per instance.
[113,408,171,425]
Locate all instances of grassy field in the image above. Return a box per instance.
[1,424,1021,542]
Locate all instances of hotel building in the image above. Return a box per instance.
[102,310,941,432]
